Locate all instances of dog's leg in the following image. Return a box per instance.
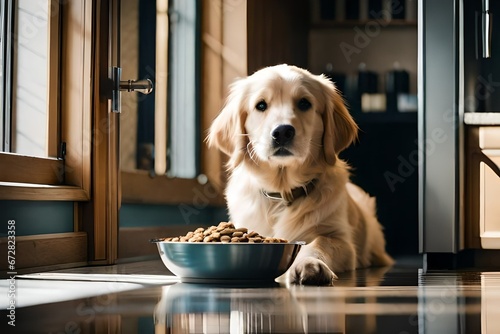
[289,236,356,286]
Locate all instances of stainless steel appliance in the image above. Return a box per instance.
[420,0,500,268]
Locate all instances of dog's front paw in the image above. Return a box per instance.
[289,257,337,286]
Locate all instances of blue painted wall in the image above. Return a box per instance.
[120,203,228,228]
[0,201,74,237]
[0,200,228,237]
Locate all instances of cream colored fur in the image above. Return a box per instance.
[208,64,393,285]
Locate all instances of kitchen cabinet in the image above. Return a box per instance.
[466,127,500,250]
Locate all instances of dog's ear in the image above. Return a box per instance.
[207,79,247,167]
[320,76,358,165]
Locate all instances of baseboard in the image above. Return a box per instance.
[423,249,500,271]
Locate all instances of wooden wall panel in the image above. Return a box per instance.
[247,0,310,74]
[0,232,87,274]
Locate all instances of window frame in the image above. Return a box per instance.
[0,0,99,273]
[0,0,92,201]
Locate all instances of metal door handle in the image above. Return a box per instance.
[482,0,492,58]
[119,79,153,94]
[111,67,153,113]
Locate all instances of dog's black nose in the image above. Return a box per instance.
[272,125,295,146]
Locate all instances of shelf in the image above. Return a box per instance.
[351,111,417,124]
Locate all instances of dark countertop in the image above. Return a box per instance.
[3,257,500,334]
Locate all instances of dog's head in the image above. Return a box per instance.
[208,64,358,169]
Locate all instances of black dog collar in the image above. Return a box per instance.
[261,179,317,206]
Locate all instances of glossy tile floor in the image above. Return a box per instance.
[2,257,500,333]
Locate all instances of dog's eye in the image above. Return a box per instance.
[297,98,312,111]
[255,100,267,112]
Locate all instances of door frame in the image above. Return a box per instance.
[81,0,120,264]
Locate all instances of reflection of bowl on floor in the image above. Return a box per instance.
[154,283,306,333]
[155,282,279,314]
[152,241,304,283]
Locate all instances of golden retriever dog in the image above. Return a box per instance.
[208,64,394,285]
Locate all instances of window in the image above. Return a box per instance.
[1,0,58,157]
[0,0,64,190]
[0,0,90,199]
[120,0,217,204]
[167,0,200,178]
[120,0,200,178]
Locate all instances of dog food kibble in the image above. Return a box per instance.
[161,222,288,243]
